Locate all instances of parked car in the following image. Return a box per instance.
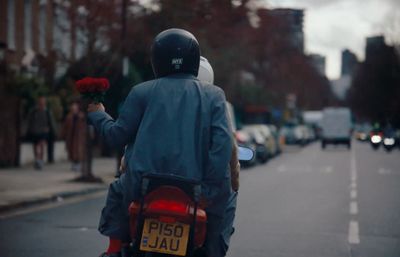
[227,103,257,166]
[253,125,279,157]
[280,125,294,145]
[280,124,304,146]
[267,124,283,154]
[242,125,270,163]
[303,111,323,139]
[301,124,317,144]
[309,125,318,142]
[296,125,310,146]
[235,130,257,166]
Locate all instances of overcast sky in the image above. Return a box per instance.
[266,0,399,79]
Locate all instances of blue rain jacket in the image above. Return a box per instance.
[89,73,233,217]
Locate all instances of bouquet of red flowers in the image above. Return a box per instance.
[75,77,110,103]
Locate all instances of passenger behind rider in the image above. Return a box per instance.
[196,56,240,255]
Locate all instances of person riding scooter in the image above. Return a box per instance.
[382,123,396,151]
[88,28,233,257]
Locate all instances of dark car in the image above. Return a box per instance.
[235,130,258,166]
[241,126,269,163]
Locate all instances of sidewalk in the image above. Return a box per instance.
[0,158,118,213]
[20,141,68,165]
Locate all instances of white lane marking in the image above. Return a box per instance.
[348,220,360,244]
[350,150,358,189]
[348,148,360,244]
[378,168,392,175]
[351,170,357,182]
[350,152,357,182]
[350,189,357,199]
[350,201,358,215]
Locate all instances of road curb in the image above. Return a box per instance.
[0,186,107,214]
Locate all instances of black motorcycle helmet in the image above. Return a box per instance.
[151,28,200,78]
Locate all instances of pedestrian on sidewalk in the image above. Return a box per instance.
[61,101,86,172]
[26,96,56,170]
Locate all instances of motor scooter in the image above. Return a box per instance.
[370,131,383,150]
[127,146,254,257]
[382,136,396,152]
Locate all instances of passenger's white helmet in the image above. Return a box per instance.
[197,56,214,84]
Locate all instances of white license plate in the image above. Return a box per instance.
[140,219,190,256]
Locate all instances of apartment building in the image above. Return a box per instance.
[0,0,55,72]
[309,53,326,76]
[271,8,304,53]
[341,49,358,77]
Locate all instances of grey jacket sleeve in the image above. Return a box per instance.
[88,86,145,149]
[203,88,233,204]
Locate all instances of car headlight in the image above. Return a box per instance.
[383,138,395,145]
[371,135,382,144]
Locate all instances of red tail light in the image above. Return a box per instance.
[148,199,188,214]
[143,186,192,217]
[370,131,383,137]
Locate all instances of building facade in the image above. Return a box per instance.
[0,0,55,72]
[309,53,326,76]
[271,8,304,52]
[330,49,359,100]
[341,49,358,76]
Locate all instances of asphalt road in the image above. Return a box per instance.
[1,141,399,257]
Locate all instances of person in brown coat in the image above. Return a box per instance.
[61,101,86,171]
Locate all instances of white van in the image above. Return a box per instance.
[321,107,352,149]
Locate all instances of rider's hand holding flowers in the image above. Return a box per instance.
[75,77,110,112]
[88,103,105,113]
